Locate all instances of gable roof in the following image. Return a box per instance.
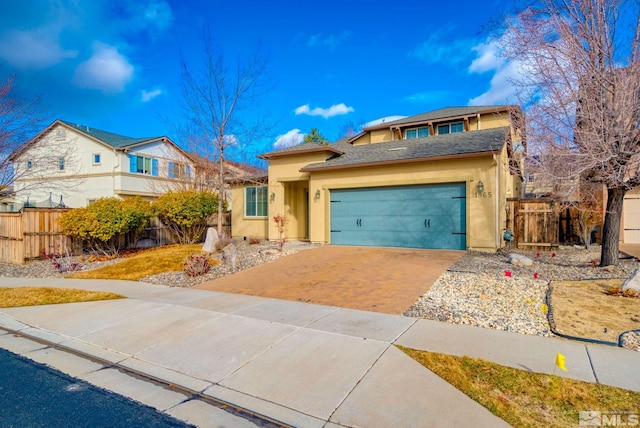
[300,127,510,172]
[59,120,162,149]
[364,105,515,130]
[258,142,344,159]
[187,151,266,178]
[10,119,191,162]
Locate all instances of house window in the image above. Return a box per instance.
[168,162,192,180]
[405,127,430,139]
[245,186,268,217]
[129,154,158,176]
[26,160,32,169]
[58,158,65,171]
[93,153,101,165]
[437,122,464,135]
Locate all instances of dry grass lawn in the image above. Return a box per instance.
[551,279,640,342]
[398,346,640,428]
[0,287,124,308]
[69,244,217,281]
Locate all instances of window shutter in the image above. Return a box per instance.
[129,154,136,173]
[152,158,158,176]
[168,162,175,178]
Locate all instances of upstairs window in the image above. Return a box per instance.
[245,186,268,217]
[58,158,65,171]
[168,162,192,180]
[404,127,430,139]
[93,153,101,165]
[26,160,33,169]
[437,122,464,135]
[129,154,158,176]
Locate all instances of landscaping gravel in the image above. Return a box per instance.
[1,242,638,351]
[140,240,300,288]
[404,245,640,351]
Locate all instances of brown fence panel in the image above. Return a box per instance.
[22,208,72,259]
[508,199,560,250]
[0,208,71,265]
[0,212,24,264]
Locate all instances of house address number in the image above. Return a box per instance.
[475,192,493,198]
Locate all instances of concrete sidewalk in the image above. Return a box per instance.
[1,278,638,427]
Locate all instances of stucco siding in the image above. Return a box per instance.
[230,186,268,239]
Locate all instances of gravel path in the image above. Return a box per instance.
[1,243,638,351]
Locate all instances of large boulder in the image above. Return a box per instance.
[222,243,238,270]
[508,253,534,266]
[622,268,640,292]
[202,227,219,254]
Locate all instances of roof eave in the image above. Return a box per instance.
[363,105,518,132]
[300,149,502,172]
[258,146,344,160]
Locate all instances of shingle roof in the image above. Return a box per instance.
[61,120,162,149]
[258,141,344,159]
[300,127,510,171]
[369,105,513,128]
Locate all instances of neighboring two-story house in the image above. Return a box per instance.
[231,105,525,252]
[9,120,195,208]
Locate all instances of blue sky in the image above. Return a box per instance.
[0,0,517,165]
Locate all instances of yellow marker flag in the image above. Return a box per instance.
[556,353,567,371]
[541,304,549,314]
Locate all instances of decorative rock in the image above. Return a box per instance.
[509,253,534,266]
[202,227,219,254]
[222,243,238,270]
[621,268,640,292]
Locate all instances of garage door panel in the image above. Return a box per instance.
[330,183,466,250]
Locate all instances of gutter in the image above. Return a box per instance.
[494,154,500,249]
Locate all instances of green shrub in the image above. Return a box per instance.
[154,190,222,244]
[59,197,153,256]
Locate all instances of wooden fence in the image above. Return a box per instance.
[0,208,72,265]
[138,212,232,247]
[507,199,560,250]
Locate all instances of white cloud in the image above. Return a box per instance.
[0,29,77,69]
[307,31,350,49]
[469,42,504,73]
[365,116,407,128]
[72,42,134,93]
[141,88,163,102]
[295,103,354,119]
[467,39,521,106]
[274,129,305,149]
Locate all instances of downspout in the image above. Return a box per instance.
[494,153,500,249]
[113,148,121,196]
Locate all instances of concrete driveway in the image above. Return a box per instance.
[195,246,464,314]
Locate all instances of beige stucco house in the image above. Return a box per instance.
[231,105,525,252]
[10,120,195,208]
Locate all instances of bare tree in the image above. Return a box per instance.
[497,0,640,265]
[0,72,53,198]
[178,29,272,236]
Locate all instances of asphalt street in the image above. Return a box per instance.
[0,348,194,428]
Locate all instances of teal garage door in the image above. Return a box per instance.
[330,183,466,250]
